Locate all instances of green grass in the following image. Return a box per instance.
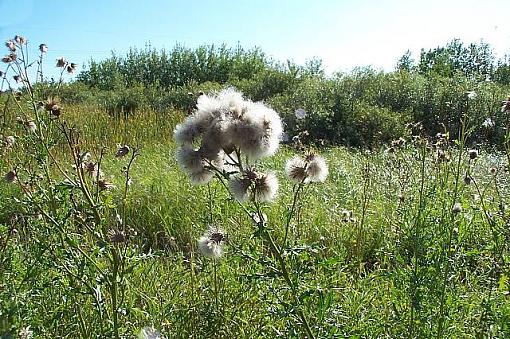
[1,104,509,338]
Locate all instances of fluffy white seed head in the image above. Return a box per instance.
[285,156,308,183]
[253,172,279,202]
[176,146,204,173]
[305,153,328,182]
[228,176,252,202]
[197,225,226,259]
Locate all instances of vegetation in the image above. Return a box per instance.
[0,36,509,338]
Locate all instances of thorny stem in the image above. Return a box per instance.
[409,140,427,337]
[436,115,468,339]
[283,182,304,246]
[214,173,315,339]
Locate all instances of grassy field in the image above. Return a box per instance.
[1,95,510,338]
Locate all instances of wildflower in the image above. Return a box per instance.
[501,96,510,113]
[14,35,26,45]
[97,179,115,190]
[466,91,477,100]
[482,117,495,128]
[18,325,33,339]
[452,202,462,214]
[25,121,37,132]
[294,108,306,120]
[115,145,130,158]
[304,153,328,182]
[5,170,16,183]
[468,149,478,160]
[4,136,15,148]
[66,62,77,74]
[39,44,48,53]
[253,172,278,202]
[56,57,67,68]
[5,40,15,52]
[197,225,226,259]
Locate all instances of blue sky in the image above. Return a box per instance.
[1,0,509,79]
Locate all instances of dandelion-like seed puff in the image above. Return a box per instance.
[285,152,329,183]
[198,225,226,259]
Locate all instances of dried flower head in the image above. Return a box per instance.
[25,121,37,133]
[463,175,472,185]
[39,44,48,53]
[198,225,226,259]
[14,35,26,45]
[56,57,67,68]
[5,170,16,183]
[98,179,115,190]
[4,136,15,148]
[285,156,307,183]
[115,145,130,158]
[109,230,126,244]
[490,167,497,175]
[304,153,328,182]
[13,75,21,83]
[468,149,478,160]
[2,55,14,63]
[228,176,252,202]
[5,40,16,52]
[253,172,279,202]
[66,62,77,74]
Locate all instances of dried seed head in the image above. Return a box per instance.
[109,230,126,244]
[14,35,26,45]
[56,57,67,68]
[98,179,115,190]
[5,40,15,52]
[452,202,462,214]
[66,63,77,74]
[2,55,13,63]
[5,170,16,183]
[13,75,21,83]
[25,121,37,132]
[4,136,15,148]
[39,44,48,53]
[198,225,226,259]
[463,175,472,185]
[253,172,278,202]
[115,145,130,158]
[285,156,307,183]
[304,153,328,182]
[490,167,497,175]
[228,176,252,202]
[468,149,478,160]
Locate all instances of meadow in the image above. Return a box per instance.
[1,37,510,338]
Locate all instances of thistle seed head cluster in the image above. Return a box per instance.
[285,152,329,183]
[174,88,283,184]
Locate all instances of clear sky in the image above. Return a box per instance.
[0,0,509,78]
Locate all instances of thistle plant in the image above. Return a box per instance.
[0,36,141,338]
[175,88,328,338]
